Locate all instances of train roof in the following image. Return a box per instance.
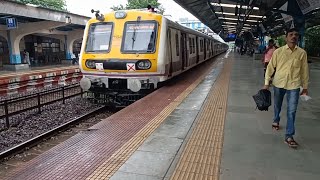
[164,17,227,44]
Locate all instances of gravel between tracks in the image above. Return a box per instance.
[0,97,105,153]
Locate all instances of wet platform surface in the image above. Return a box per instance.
[3,51,320,180]
[3,53,224,180]
[220,53,320,180]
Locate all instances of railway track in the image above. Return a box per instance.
[0,106,110,161]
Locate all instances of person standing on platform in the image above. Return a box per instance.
[23,50,30,66]
[263,28,309,148]
[71,53,77,65]
[263,39,277,77]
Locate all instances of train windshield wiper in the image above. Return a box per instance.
[131,16,141,49]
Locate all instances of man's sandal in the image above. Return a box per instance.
[272,123,280,130]
[285,138,298,148]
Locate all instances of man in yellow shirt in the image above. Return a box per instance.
[263,28,309,148]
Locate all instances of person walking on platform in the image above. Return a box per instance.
[263,28,309,148]
[263,39,277,77]
[23,50,30,66]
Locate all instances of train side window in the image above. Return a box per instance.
[175,33,179,56]
[205,40,207,51]
[203,40,204,52]
[192,38,195,53]
[202,40,204,52]
[189,37,192,54]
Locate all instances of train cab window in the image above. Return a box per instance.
[122,21,157,53]
[86,23,113,53]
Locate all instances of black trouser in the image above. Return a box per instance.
[72,58,78,65]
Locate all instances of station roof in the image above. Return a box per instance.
[0,0,90,31]
[173,0,319,38]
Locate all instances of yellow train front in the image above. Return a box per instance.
[79,10,228,106]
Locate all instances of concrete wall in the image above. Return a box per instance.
[0,0,89,26]
[0,1,88,66]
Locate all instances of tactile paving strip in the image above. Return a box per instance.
[170,58,232,180]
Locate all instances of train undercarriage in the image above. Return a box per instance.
[81,78,156,107]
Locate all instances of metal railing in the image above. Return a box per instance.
[0,84,83,129]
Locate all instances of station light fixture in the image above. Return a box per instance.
[241,19,257,22]
[218,17,239,21]
[224,22,237,25]
[215,12,264,18]
[222,25,236,28]
[212,3,259,10]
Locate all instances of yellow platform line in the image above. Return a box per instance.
[170,58,232,180]
[86,58,224,180]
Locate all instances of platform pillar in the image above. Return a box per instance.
[7,30,22,64]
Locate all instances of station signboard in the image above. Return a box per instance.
[296,0,320,14]
[6,18,17,29]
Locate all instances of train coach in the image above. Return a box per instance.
[79,10,228,106]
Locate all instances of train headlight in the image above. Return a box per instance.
[136,60,151,70]
[115,11,127,19]
[85,60,96,69]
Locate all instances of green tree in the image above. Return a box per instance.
[276,35,286,47]
[305,25,320,56]
[15,0,66,11]
[126,0,160,9]
[111,0,165,14]
[110,4,126,11]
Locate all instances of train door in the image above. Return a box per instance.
[204,39,207,60]
[208,41,211,58]
[196,37,199,63]
[180,32,187,70]
[211,41,214,56]
[167,29,173,77]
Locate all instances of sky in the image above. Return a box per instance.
[65,0,198,21]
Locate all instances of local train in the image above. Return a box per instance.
[79,10,228,106]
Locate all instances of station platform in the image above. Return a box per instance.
[0,65,76,76]
[0,65,81,96]
[3,51,320,180]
